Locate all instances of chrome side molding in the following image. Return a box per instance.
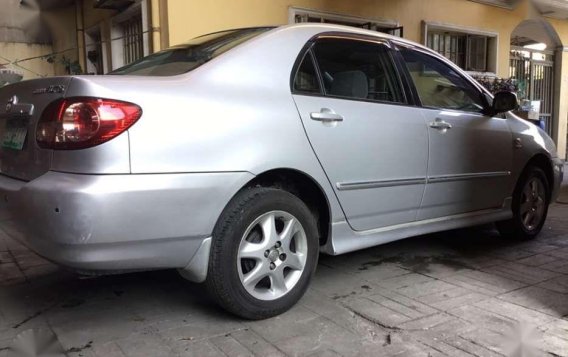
[427,171,511,183]
[336,177,427,190]
[336,171,511,191]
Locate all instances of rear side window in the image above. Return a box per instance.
[110,27,272,76]
[310,38,405,104]
[293,52,321,94]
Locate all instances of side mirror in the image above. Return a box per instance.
[491,91,518,115]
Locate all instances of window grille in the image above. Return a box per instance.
[122,15,144,65]
[427,31,489,72]
[294,13,403,37]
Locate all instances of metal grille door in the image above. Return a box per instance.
[509,46,554,134]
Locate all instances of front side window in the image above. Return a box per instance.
[400,48,486,113]
[110,27,272,76]
[310,38,405,103]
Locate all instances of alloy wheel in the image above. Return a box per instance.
[520,177,546,231]
[237,210,308,301]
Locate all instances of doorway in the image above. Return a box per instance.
[510,19,561,136]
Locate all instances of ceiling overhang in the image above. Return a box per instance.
[94,0,135,10]
[533,0,568,19]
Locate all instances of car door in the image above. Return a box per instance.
[292,35,429,231]
[397,46,513,220]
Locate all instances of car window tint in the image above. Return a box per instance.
[109,27,272,76]
[293,51,321,94]
[400,48,485,113]
[312,38,405,103]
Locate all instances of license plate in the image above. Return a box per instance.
[2,127,27,150]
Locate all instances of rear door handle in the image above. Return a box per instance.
[310,108,344,122]
[429,118,452,131]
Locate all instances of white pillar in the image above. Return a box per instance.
[553,48,568,160]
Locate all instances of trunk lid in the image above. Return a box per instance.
[0,77,71,181]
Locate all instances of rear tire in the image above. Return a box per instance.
[205,187,319,320]
[497,166,550,241]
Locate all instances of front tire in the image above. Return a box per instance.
[205,187,319,320]
[497,166,550,240]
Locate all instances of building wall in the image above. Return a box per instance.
[166,0,568,78]
[0,43,55,81]
[44,5,79,76]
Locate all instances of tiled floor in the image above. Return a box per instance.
[1,182,567,356]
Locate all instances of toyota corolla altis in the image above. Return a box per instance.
[0,24,563,319]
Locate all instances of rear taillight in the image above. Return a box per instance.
[36,97,142,150]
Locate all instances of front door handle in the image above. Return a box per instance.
[310,108,344,122]
[429,118,452,132]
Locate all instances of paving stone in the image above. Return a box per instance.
[457,328,509,356]
[0,252,13,264]
[499,286,568,317]
[229,329,285,357]
[417,337,477,357]
[300,290,386,340]
[537,275,568,294]
[440,334,503,357]
[394,279,458,299]
[0,263,25,286]
[267,316,361,357]
[310,265,379,299]
[489,247,536,261]
[459,257,509,269]
[481,261,560,284]
[350,262,410,283]
[516,253,559,267]
[246,305,319,343]
[545,247,568,259]
[209,334,254,357]
[539,259,568,274]
[375,273,435,291]
[428,292,490,312]
[171,339,224,357]
[447,305,517,335]
[366,287,438,316]
[442,269,527,295]
[419,287,473,305]
[473,298,556,326]
[341,296,412,327]
[516,242,562,254]
[397,312,456,331]
[535,331,568,357]
[404,260,472,278]
[540,318,568,342]
[109,334,178,357]
[92,341,126,357]
[338,335,421,357]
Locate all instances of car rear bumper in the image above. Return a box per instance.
[0,171,254,280]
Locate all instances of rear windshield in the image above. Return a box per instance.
[110,27,272,76]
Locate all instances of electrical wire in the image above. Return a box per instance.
[0,29,153,70]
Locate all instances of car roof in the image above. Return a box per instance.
[275,23,428,51]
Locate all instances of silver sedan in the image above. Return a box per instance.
[0,24,563,319]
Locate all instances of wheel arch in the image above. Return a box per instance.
[235,168,332,247]
[521,153,554,199]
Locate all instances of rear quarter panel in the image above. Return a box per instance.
[120,26,345,221]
